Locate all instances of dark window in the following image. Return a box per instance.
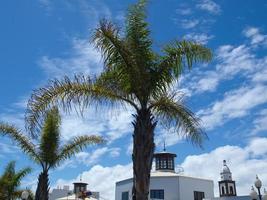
[150,189,164,199]
[230,186,234,194]
[194,191,205,200]
[122,192,129,200]
[222,186,225,195]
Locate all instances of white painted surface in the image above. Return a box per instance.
[115,171,214,200]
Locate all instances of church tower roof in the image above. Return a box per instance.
[220,160,232,181]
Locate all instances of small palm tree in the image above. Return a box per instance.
[0,161,31,200]
[25,1,212,199]
[0,107,104,200]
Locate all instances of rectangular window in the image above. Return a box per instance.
[167,158,173,169]
[122,191,129,200]
[194,191,205,200]
[150,189,164,199]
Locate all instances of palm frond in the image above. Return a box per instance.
[149,94,207,147]
[26,75,138,135]
[161,40,212,77]
[126,0,153,68]
[92,19,133,71]
[39,107,61,168]
[55,135,105,167]
[0,123,40,163]
[13,167,32,188]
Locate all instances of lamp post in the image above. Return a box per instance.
[250,175,267,200]
[21,190,29,200]
[255,175,263,200]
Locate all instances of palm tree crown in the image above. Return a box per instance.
[25,1,212,199]
[0,161,31,200]
[0,107,104,200]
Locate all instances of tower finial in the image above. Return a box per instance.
[163,140,166,152]
[80,174,82,182]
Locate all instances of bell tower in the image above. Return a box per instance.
[218,160,237,197]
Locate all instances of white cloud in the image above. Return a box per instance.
[55,163,133,200]
[252,109,267,134]
[181,137,267,196]
[39,38,102,79]
[155,127,183,149]
[59,106,133,142]
[180,19,200,29]
[183,42,267,94]
[198,84,267,130]
[75,147,121,166]
[176,8,192,15]
[184,33,214,44]
[243,27,267,47]
[196,0,221,15]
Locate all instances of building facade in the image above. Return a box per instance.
[115,150,214,200]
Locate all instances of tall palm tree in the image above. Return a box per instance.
[0,161,31,200]
[0,108,104,200]
[25,1,212,199]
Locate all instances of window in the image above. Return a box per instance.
[222,186,225,195]
[194,191,205,200]
[230,186,234,194]
[122,191,129,200]
[167,158,174,169]
[150,189,164,199]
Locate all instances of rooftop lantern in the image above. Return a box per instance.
[73,176,88,198]
[153,143,177,172]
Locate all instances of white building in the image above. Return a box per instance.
[49,186,71,200]
[115,150,214,200]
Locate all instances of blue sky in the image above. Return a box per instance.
[1,0,267,199]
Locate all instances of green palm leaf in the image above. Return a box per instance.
[56,135,104,166]
[39,107,61,168]
[0,124,40,163]
[150,93,207,147]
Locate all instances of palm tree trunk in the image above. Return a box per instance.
[132,108,157,200]
[35,170,49,200]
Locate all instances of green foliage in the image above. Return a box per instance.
[40,107,61,168]
[0,161,31,200]
[26,0,212,147]
[0,108,104,171]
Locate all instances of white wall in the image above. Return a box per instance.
[178,176,214,200]
[115,175,214,200]
[115,179,133,200]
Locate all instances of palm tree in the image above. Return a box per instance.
[25,1,212,199]
[0,107,104,200]
[0,161,31,200]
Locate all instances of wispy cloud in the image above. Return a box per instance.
[176,7,192,16]
[39,38,102,79]
[184,33,214,44]
[252,109,267,134]
[183,43,267,94]
[243,27,267,47]
[196,0,221,15]
[180,19,200,29]
[75,147,121,166]
[198,84,267,130]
